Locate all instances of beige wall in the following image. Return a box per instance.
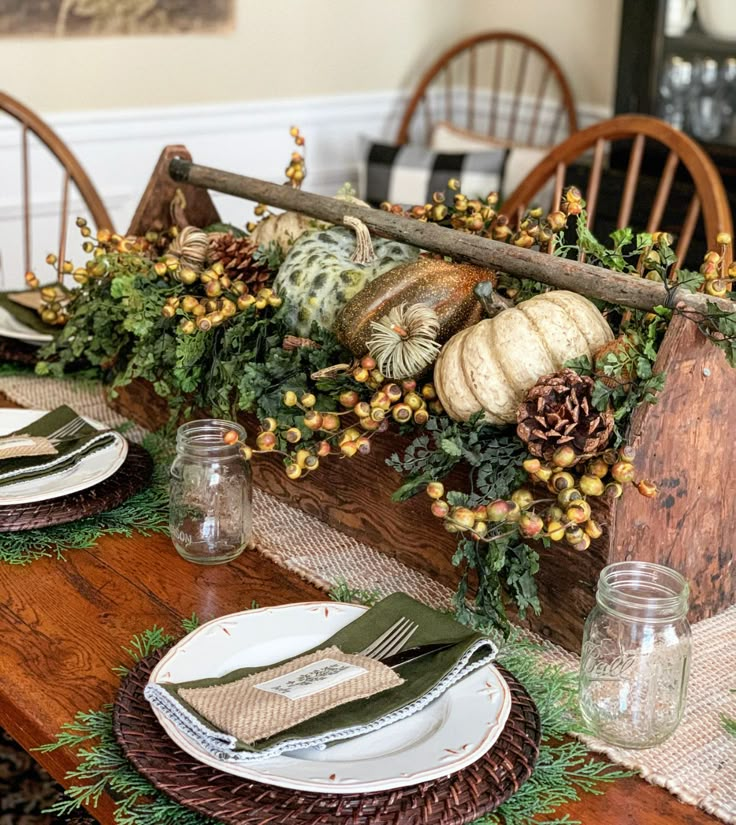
[3,0,621,114]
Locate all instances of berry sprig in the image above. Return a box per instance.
[426,444,656,552]
[162,274,281,333]
[247,126,307,232]
[378,180,574,251]
[223,364,442,481]
[24,219,158,326]
[697,233,733,299]
[285,125,306,187]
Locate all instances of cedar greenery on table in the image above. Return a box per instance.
[39,593,631,825]
[0,432,169,564]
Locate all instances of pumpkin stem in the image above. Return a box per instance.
[310,361,356,380]
[474,281,513,318]
[282,335,320,351]
[344,215,376,265]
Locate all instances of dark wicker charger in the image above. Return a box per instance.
[0,335,41,365]
[114,650,541,825]
[0,443,153,531]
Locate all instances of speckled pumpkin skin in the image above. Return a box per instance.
[274,226,419,336]
[334,258,493,356]
[434,290,614,424]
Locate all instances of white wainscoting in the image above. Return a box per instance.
[0,91,608,290]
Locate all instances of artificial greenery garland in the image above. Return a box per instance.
[40,595,631,825]
[29,204,734,632]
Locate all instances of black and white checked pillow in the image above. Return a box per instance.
[359,140,507,207]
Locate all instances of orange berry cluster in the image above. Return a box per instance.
[426,444,656,552]
[379,182,577,251]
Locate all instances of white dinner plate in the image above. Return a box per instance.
[149,602,512,794]
[0,409,128,505]
[0,305,54,344]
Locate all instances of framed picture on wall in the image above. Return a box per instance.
[0,1,235,37]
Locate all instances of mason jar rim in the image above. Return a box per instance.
[176,419,245,458]
[596,561,689,622]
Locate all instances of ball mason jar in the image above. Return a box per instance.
[579,561,691,749]
[169,420,252,565]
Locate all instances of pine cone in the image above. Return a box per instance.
[208,233,270,291]
[516,368,613,463]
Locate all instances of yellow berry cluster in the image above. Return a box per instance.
[25,219,155,325]
[168,285,281,335]
[697,233,733,299]
[246,126,307,231]
[224,362,441,481]
[426,444,656,552]
[285,125,306,187]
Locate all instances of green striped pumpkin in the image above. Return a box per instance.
[274,226,419,336]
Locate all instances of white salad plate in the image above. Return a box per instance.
[0,409,128,506]
[149,602,512,794]
[0,305,54,344]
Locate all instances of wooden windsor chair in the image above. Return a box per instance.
[396,32,578,148]
[0,91,112,284]
[503,114,733,268]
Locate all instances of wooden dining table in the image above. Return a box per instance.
[0,402,720,825]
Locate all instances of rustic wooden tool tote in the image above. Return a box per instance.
[114,145,736,653]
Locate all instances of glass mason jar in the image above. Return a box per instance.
[579,561,691,749]
[169,420,252,565]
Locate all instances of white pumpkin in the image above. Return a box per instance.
[434,290,613,424]
[249,188,371,255]
[249,211,316,255]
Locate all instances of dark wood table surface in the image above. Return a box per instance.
[0,400,720,824]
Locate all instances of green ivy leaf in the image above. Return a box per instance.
[440,437,463,457]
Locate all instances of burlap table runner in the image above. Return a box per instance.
[1,373,734,824]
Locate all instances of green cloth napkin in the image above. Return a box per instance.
[0,290,57,336]
[0,405,117,487]
[146,593,498,761]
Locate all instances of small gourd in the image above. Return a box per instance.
[434,290,614,424]
[273,218,419,336]
[249,187,371,255]
[334,258,491,355]
[249,211,316,255]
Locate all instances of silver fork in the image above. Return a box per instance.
[359,617,418,661]
[47,417,86,445]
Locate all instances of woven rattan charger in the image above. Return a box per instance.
[114,650,541,825]
[0,443,153,531]
[0,335,41,366]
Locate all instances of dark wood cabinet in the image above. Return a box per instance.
[615,0,736,184]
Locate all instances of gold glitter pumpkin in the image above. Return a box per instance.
[334,257,493,356]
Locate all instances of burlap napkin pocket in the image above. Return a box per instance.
[0,435,57,460]
[177,646,404,745]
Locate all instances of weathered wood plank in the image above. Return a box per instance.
[612,313,736,619]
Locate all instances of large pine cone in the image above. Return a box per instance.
[516,368,614,463]
[208,233,270,291]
